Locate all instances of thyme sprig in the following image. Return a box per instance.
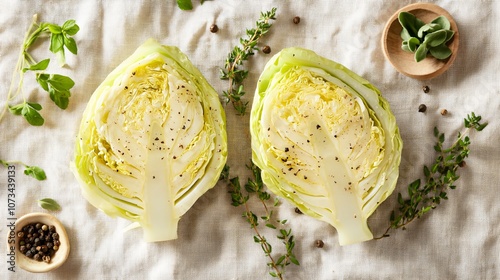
[220,8,277,115]
[377,113,487,239]
[221,162,299,279]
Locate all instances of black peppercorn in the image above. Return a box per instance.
[422,85,430,93]
[293,16,301,24]
[209,24,219,33]
[262,45,271,54]
[17,222,59,263]
[418,104,427,113]
[294,207,303,214]
[315,240,325,248]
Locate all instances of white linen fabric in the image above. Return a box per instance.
[1,0,499,279]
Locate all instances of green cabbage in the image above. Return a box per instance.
[250,47,402,245]
[72,39,227,242]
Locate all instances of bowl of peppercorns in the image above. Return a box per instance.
[8,213,70,273]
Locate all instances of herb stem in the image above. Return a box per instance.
[376,113,487,239]
[0,15,37,123]
[222,163,298,279]
[243,202,283,280]
[221,8,277,115]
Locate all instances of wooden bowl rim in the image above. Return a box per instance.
[6,212,70,273]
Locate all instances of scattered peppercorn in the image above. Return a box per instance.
[262,45,271,54]
[315,239,325,248]
[422,85,430,93]
[441,109,448,115]
[294,207,303,214]
[418,104,427,113]
[293,16,301,24]
[42,255,51,263]
[209,24,219,33]
[17,223,59,263]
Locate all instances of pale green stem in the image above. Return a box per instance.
[0,14,38,123]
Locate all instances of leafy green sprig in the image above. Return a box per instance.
[0,14,79,126]
[0,159,46,181]
[221,162,299,279]
[377,113,487,239]
[220,8,277,115]
[176,0,205,10]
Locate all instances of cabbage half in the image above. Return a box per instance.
[250,48,402,245]
[72,39,227,242]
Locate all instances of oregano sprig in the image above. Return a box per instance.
[221,162,299,279]
[220,8,277,115]
[0,14,79,126]
[0,159,46,181]
[377,113,487,239]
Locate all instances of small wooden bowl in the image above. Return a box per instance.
[381,3,459,80]
[6,213,70,273]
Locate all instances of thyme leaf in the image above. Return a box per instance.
[222,162,299,279]
[220,8,277,115]
[376,112,487,239]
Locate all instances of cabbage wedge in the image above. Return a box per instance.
[250,48,402,245]
[72,39,227,242]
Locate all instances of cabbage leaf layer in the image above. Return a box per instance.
[72,39,227,242]
[250,47,402,245]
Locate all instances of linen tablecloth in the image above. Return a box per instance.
[1,1,499,279]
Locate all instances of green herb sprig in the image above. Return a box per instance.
[0,14,79,126]
[377,113,487,239]
[221,162,299,279]
[176,0,205,10]
[220,8,277,115]
[0,160,46,181]
[398,12,455,62]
